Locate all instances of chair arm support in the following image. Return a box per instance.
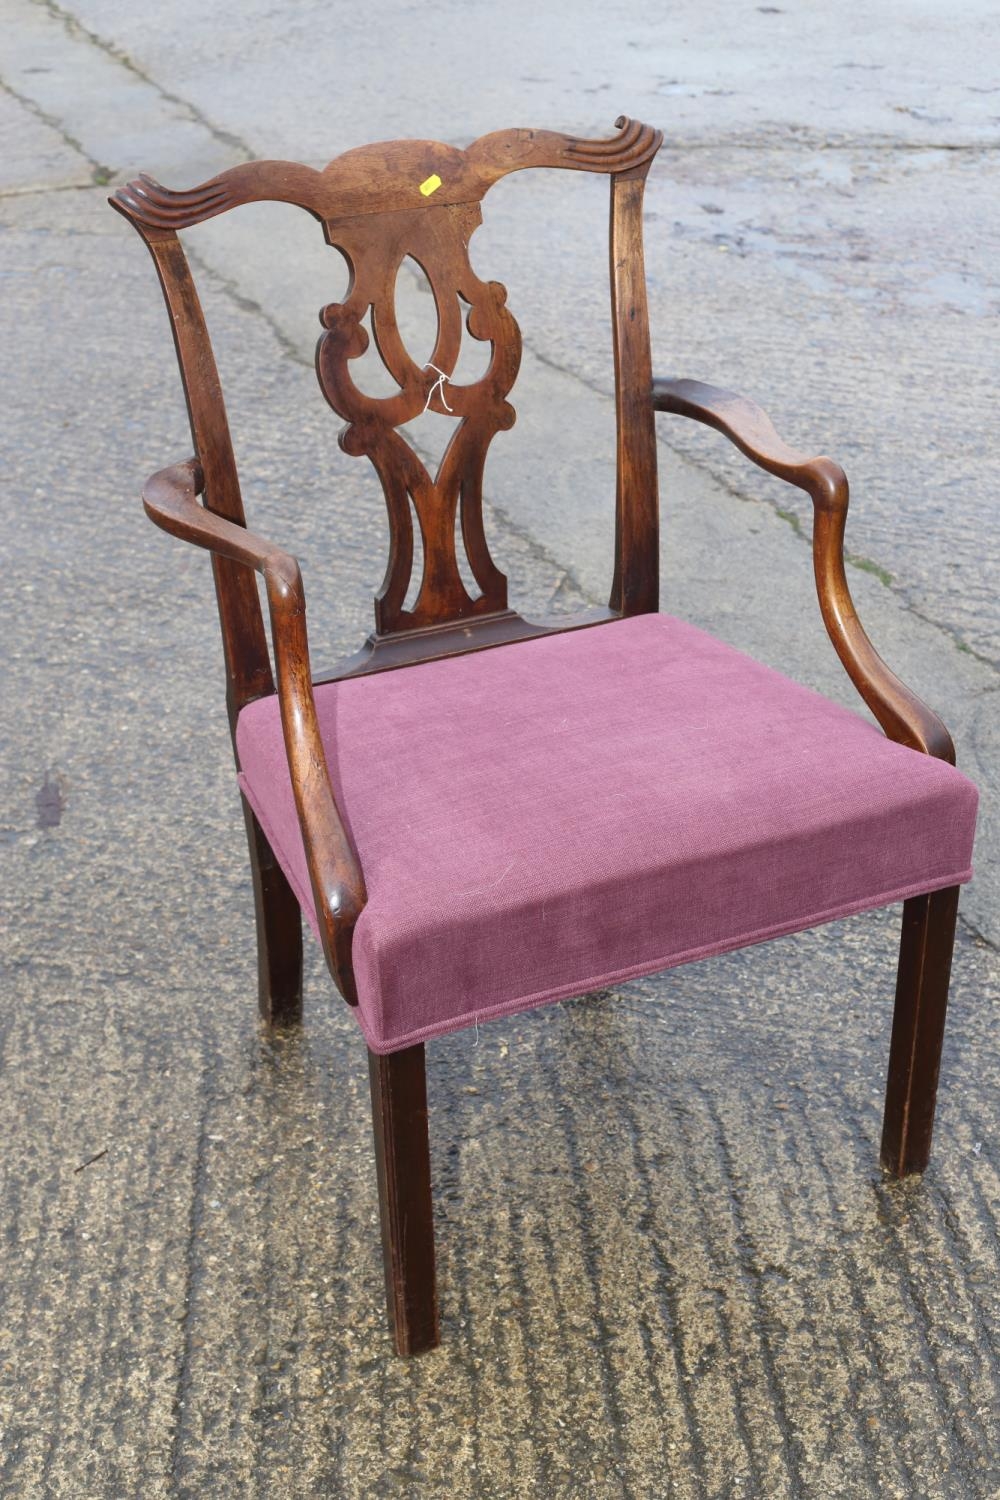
[143,460,368,1001]
[651,378,954,762]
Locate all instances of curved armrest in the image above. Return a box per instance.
[652,378,954,762]
[143,460,368,1000]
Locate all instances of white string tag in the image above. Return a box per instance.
[422,362,454,415]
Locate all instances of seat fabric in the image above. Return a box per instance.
[236,614,977,1054]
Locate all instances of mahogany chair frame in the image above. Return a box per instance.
[112,119,961,1357]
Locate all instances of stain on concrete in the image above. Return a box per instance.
[35,770,66,829]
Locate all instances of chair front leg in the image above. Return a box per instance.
[368,1043,439,1355]
[881,886,961,1176]
[242,799,303,1027]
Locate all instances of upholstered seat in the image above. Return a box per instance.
[237,614,977,1054]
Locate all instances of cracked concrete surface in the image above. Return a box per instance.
[1,1,998,1495]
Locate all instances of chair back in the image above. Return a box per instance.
[112,119,663,695]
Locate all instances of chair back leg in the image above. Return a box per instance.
[881,886,960,1176]
[242,799,304,1026]
[368,1043,439,1355]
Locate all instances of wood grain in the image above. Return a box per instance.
[609,170,658,616]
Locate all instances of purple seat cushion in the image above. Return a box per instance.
[236,614,977,1054]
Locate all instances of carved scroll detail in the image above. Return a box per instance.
[112,171,240,229]
[316,204,520,633]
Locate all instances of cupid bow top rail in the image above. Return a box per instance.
[651,378,954,763]
[143,460,367,1002]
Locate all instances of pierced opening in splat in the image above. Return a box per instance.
[450,292,492,387]
[402,494,426,614]
[454,491,482,604]
[393,278,494,479]
[348,307,402,400]
[392,256,438,373]
[392,256,457,476]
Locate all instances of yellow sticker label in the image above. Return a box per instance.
[419,173,442,197]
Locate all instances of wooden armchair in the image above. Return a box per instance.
[111,118,978,1357]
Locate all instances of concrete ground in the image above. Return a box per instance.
[1,1,998,1495]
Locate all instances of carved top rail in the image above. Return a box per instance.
[112,119,662,228]
[112,118,662,654]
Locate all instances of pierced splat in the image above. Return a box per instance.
[316,203,521,633]
[110,116,663,677]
